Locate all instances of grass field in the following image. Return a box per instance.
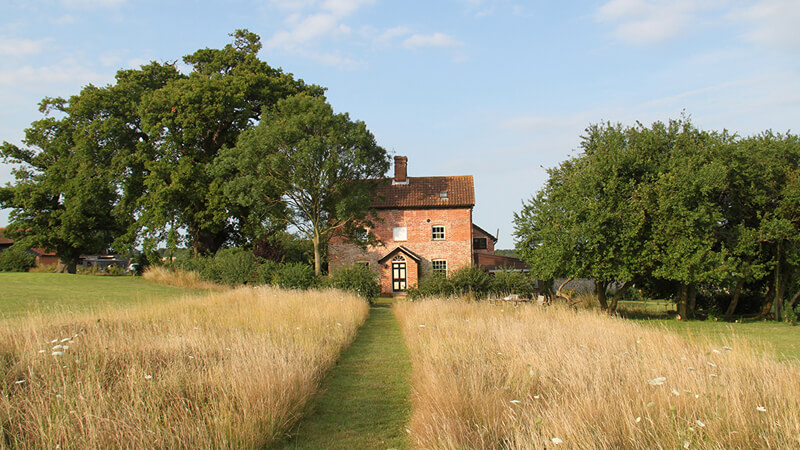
[0,272,210,318]
[396,299,800,449]
[0,286,369,448]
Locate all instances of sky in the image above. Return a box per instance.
[1,0,799,248]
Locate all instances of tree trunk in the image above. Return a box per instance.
[687,284,697,320]
[554,278,574,303]
[676,284,688,320]
[57,257,78,274]
[790,289,800,309]
[595,280,609,311]
[312,231,322,277]
[724,279,745,320]
[607,281,630,313]
[757,284,775,320]
[774,242,786,322]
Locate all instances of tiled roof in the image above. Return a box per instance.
[474,253,529,271]
[372,176,475,209]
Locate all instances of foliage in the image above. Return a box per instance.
[223,93,390,275]
[515,118,800,319]
[202,248,259,286]
[1,30,326,263]
[407,273,454,299]
[0,245,36,272]
[450,265,493,297]
[273,262,317,290]
[327,265,380,303]
[252,259,279,285]
[491,269,536,298]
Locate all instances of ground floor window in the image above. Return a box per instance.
[432,259,447,274]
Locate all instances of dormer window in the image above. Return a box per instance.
[439,191,448,199]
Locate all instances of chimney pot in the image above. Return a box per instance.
[394,156,408,184]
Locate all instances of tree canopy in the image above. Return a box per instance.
[1,30,385,273]
[514,118,800,320]
[220,94,389,275]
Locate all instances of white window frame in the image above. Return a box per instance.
[393,226,407,241]
[431,225,445,241]
[432,259,447,275]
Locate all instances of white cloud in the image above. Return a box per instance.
[402,32,464,49]
[50,14,78,25]
[0,37,51,57]
[320,0,375,16]
[595,0,722,45]
[0,63,112,89]
[731,0,800,52]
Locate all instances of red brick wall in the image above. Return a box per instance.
[329,207,474,295]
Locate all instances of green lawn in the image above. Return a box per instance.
[639,319,800,363]
[0,272,206,318]
[284,305,412,449]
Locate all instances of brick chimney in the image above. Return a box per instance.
[393,156,408,185]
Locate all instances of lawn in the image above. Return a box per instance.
[0,272,209,318]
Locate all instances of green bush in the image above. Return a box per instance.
[491,269,535,298]
[408,272,454,299]
[0,245,36,272]
[450,265,492,297]
[252,260,280,285]
[208,248,259,285]
[273,262,317,290]
[328,265,380,303]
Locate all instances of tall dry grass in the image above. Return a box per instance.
[142,265,226,291]
[0,287,368,448]
[395,299,800,449]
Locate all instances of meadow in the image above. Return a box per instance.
[395,299,800,449]
[0,285,368,448]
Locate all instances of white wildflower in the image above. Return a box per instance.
[756,406,767,412]
[709,373,718,378]
[647,402,656,408]
[38,349,46,354]
[14,380,25,384]
[510,400,521,404]
[712,349,721,354]
[672,389,680,396]
[684,440,691,449]
[61,338,70,343]
[551,438,563,445]
[696,420,706,428]
[188,355,194,359]
[695,394,700,399]
[529,369,535,376]
[648,377,667,386]
[50,339,58,344]
[635,416,641,423]
[722,346,732,351]
[52,351,65,356]
[533,394,540,399]
[707,361,716,367]
[687,366,696,371]
[225,347,231,351]
[52,345,64,350]
[418,324,425,328]
[144,375,152,380]
[497,352,503,355]
[336,323,342,327]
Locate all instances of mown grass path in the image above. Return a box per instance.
[284,306,412,449]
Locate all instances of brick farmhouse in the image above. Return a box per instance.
[329,156,526,296]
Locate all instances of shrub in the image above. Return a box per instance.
[0,245,36,272]
[408,272,454,300]
[252,260,280,285]
[208,248,259,285]
[491,269,535,298]
[273,263,317,290]
[328,265,380,303]
[450,265,492,297]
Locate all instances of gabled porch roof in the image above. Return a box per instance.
[378,245,422,264]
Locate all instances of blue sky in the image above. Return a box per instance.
[1,0,799,247]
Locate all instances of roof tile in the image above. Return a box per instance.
[372,176,475,209]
